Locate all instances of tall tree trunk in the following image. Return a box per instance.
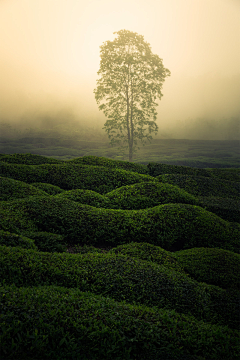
[126,65,132,162]
[129,145,133,162]
[129,77,134,162]
[126,85,131,161]
[127,100,133,162]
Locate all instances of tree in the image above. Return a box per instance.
[94,29,171,162]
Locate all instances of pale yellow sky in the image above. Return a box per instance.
[0,0,240,131]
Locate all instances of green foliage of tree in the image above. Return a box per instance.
[94,29,170,161]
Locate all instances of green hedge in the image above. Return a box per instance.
[105,182,199,210]
[0,229,65,253]
[1,246,239,330]
[175,247,240,290]
[147,162,240,182]
[1,285,239,360]
[0,176,49,201]
[199,196,240,223]
[157,174,240,199]
[147,163,211,177]
[109,242,184,273]
[0,196,239,253]
[31,182,64,195]
[0,153,62,165]
[0,153,239,180]
[55,182,199,210]
[0,230,37,250]
[1,153,239,359]
[21,231,67,253]
[68,155,149,175]
[67,244,105,255]
[55,189,112,208]
[0,161,155,193]
[207,168,240,182]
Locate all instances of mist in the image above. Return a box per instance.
[0,0,240,140]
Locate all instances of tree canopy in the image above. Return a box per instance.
[94,29,171,161]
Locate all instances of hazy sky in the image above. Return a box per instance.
[0,0,240,134]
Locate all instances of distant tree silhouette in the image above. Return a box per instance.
[94,30,170,161]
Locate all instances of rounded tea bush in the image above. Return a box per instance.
[0,196,239,253]
[157,174,240,199]
[0,161,155,193]
[105,181,199,210]
[0,176,48,201]
[147,162,211,177]
[0,230,37,250]
[55,189,112,208]
[31,182,64,195]
[1,246,239,330]
[198,196,240,223]
[175,247,240,290]
[109,242,184,273]
[68,155,149,175]
[22,231,67,253]
[1,284,239,360]
[0,153,62,165]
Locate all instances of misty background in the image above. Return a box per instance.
[0,0,240,141]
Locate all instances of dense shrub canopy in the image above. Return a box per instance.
[109,242,184,273]
[175,247,240,290]
[31,182,64,195]
[105,181,199,209]
[1,245,239,330]
[0,176,48,201]
[198,196,240,223]
[0,196,239,252]
[1,284,239,360]
[0,230,37,250]
[67,155,149,174]
[0,153,63,165]
[55,189,112,208]
[157,174,240,199]
[0,161,155,193]
[148,162,211,177]
[1,153,240,360]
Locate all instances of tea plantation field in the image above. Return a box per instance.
[0,153,240,360]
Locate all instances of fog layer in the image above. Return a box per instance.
[0,0,240,140]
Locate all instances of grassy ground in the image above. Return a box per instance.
[0,137,239,167]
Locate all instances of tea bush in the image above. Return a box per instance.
[0,153,63,165]
[1,153,240,359]
[67,244,105,255]
[0,161,155,193]
[175,247,240,290]
[105,182,199,210]
[198,196,240,223]
[148,162,240,181]
[1,245,240,330]
[1,284,239,360]
[21,231,67,253]
[157,174,240,199]
[0,230,37,250]
[1,196,239,253]
[31,182,64,195]
[0,176,48,201]
[55,182,199,211]
[68,155,149,175]
[109,242,184,273]
[55,189,112,208]
[147,163,211,177]
[207,168,240,182]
